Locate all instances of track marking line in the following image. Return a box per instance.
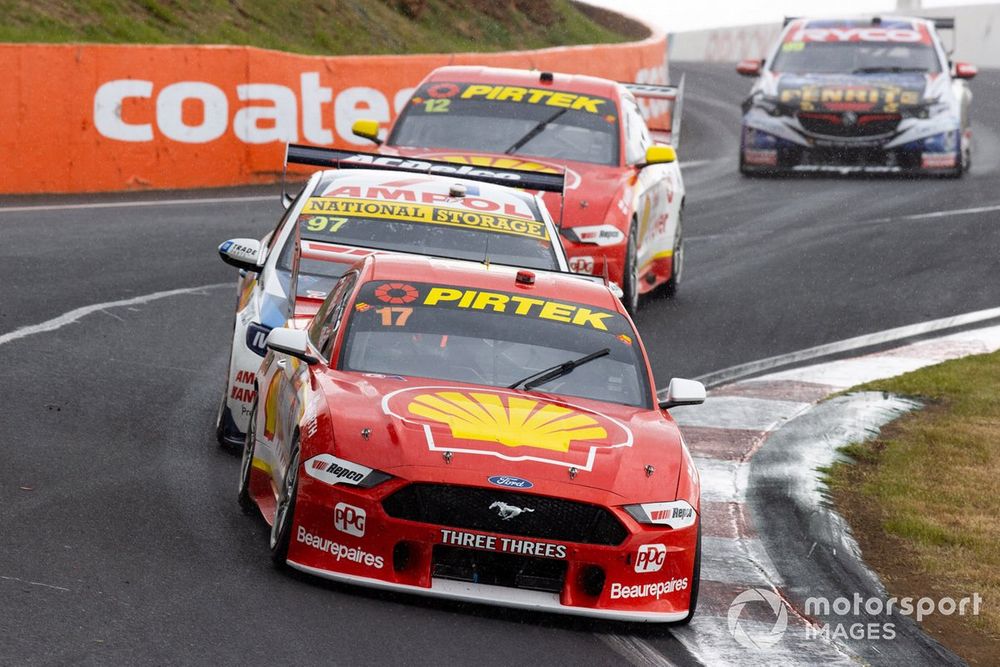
[0,195,276,214]
[0,283,230,347]
[1,575,70,592]
[595,633,678,667]
[675,304,1000,391]
[866,201,1000,224]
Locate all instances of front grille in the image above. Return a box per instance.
[382,483,628,546]
[432,544,567,593]
[798,112,901,138]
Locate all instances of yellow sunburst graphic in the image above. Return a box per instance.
[407,391,607,453]
[433,154,559,174]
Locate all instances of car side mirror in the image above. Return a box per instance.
[352,118,382,145]
[218,238,262,272]
[641,145,677,167]
[737,58,762,77]
[265,327,319,365]
[954,62,977,80]
[658,378,706,410]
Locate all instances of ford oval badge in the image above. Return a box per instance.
[488,475,533,489]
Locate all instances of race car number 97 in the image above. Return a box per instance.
[304,216,349,233]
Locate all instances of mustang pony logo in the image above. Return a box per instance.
[490,501,534,520]
[382,386,632,470]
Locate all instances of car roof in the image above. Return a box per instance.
[310,168,542,218]
[363,253,622,312]
[425,65,622,101]
[787,15,933,30]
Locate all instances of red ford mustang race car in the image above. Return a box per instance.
[351,66,686,314]
[240,253,707,622]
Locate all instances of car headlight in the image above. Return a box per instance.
[623,500,697,529]
[304,453,392,489]
[561,224,626,247]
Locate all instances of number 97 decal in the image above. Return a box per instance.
[304,216,349,233]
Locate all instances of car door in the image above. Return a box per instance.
[622,98,674,282]
[256,271,359,491]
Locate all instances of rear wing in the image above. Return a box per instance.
[622,74,685,148]
[285,144,565,193]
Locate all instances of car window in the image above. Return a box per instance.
[340,280,651,408]
[388,81,621,166]
[308,271,358,359]
[772,22,942,74]
[622,98,650,165]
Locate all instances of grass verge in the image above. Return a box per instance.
[0,0,641,54]
[828,349,1000,664]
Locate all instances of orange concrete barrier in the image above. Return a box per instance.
[0,33,668,194]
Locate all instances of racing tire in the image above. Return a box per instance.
[237,400,258,514]
[622,220,641,316]
[214,388,230,447]
[676,521,702,625]
[269,441,300,568]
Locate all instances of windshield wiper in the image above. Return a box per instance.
[851,66,928,74]
[508,348,610,391]
[503,108,568,155]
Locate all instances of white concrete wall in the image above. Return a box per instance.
[667,4,1000,67]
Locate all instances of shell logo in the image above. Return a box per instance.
[382,386,633,470]
[408,391,607,453]
[419,152,582,190]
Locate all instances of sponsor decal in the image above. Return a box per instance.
[318,182,535,219]
[788,27,927,43]
[304,454,375,487]
[610,577,688,600]
[921,153,957,169]
[246,322,272,357]
[743,149,778,166]
[456,84,608,114]
[617,334,633,346]
[383,386,632,470]
[333,502,367,537]
[339,153,527,183]
[300,197,548,240]
[296,526,383,568]
[644,502,697,529]
[489,501,534,520]
[568,255,595,275]
[355,302,371,312]
[634,543,667,573]
[230,385,256,403]
[374,282,419,304]
[487,475,533,489]
[779,83,921,113]
[416,153,583,191]
[440,528,567,559]
[421,286,613,330]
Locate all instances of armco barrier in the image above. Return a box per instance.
[0,33,667,194]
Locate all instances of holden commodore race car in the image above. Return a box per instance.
[215,145,573,448]
[350,66,687,314]
[239,252,707,622]
[737,16,976,176]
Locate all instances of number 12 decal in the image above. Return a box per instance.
[424,99,450,113]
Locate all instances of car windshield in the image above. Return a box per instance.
[388,81,620,166]
[772,37,941,74]
[276,243,350,300]
[339,280,651,408]
[287,192,558,271]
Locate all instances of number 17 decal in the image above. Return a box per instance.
[376,307,413,326]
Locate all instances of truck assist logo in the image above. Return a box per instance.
[382,386,633,470]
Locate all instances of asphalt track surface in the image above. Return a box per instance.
[2,62,999,665]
